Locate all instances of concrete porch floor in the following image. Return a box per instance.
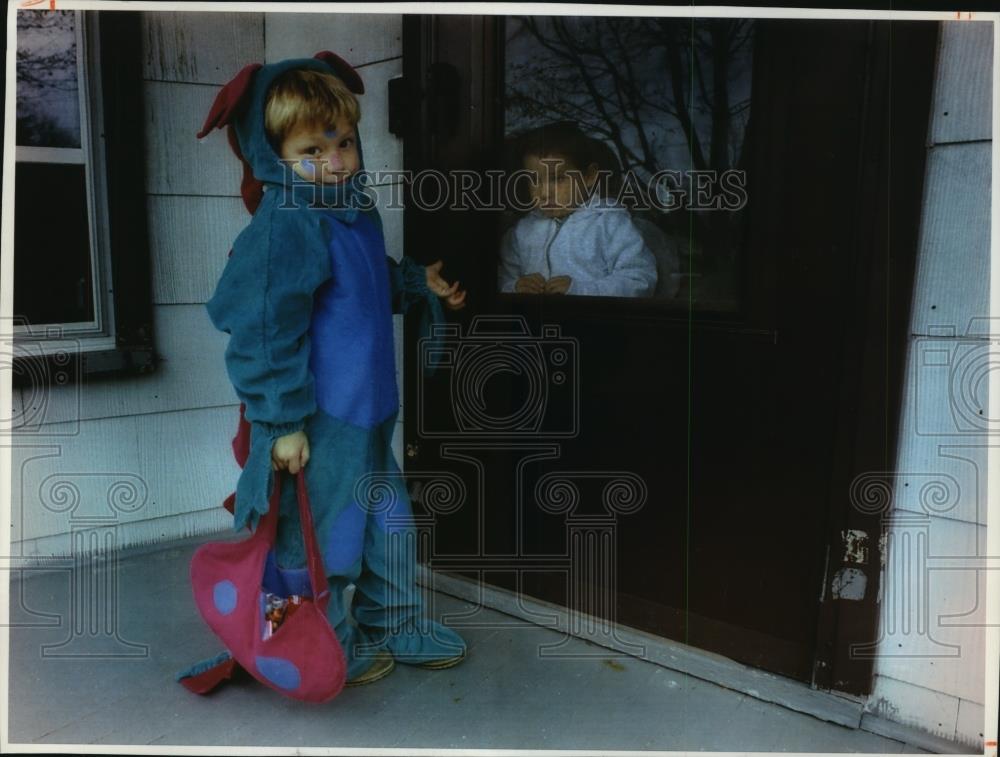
[7,535,934,752]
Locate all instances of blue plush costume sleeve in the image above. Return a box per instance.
[207,198,443,531]
[386,254,447,376]
[206,190,333,531]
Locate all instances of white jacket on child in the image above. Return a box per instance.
[497,196,658,297]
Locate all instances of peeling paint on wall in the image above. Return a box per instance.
[831,567,867,600]
[866,696,901,720]
[842,529,869,564]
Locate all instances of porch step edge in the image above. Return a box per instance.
[415,565,864,730]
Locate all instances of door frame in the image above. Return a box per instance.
[399,12,939,696]
[811,19,939,694]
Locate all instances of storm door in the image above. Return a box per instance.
[398,14,937,694]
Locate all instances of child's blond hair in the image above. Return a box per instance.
[264,68,361,149]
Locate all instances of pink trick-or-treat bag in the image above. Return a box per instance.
[190,470,346,703]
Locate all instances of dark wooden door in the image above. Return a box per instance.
[398,15,936,694]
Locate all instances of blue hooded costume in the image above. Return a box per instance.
[179,53,465,685]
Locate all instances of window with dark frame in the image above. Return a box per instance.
[11,10,155,384]
[499,16,755,309]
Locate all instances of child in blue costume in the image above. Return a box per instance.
[184,53,468,688]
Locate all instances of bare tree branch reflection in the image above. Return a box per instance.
[505,16,755,300]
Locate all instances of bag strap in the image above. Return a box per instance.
[294,470,331,606]
[257,471,329,606]
[255,473,283,541]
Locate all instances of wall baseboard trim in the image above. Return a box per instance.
[415,565,972,752]
[859,712,977,755]
[9,508,232,563]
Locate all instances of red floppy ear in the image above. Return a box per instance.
[226,125,265,215]
[313,51,365,94]
[196,62,263,139]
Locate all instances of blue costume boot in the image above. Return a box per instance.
[350,412,466,667]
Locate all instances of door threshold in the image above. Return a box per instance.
[416,566,977,753]
[415,566,864,728]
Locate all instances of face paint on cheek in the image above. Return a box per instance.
[298,160,316,177]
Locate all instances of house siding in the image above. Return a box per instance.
[10,10,405,556]
[865,20,993,750]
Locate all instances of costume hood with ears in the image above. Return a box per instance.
[197,51,367,216]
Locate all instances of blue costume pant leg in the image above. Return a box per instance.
[272,410,384,679]
[350,411,466,664]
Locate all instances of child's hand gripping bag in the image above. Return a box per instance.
[189,470,346,702]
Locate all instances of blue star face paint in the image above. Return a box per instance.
[324,128,337,139]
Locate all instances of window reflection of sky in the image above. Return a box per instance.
[16,10,81,149]
[504,17,755,183]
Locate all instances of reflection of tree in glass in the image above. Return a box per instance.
[16,11,81,148]
[505,16,755,299]
[507,16,754,178]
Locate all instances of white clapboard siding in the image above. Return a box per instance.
[873,516,987,702]
[909,142,991,336]
[355,58,404,175]
[145,80,244,197]
[142,11,264,85]
[12,405,241,545]
[866,675,960,744]
[955,699,986,747]
[371,182,405,261]
[264,12,402,67]
[29,305,235,427]
[929,22,994,145]
[16,508,231,559]
[893,341,989,526]
[873,19,995,743]
[149,195,248,304]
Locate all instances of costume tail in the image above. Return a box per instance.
[175,650,243,695]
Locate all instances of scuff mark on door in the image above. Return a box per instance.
[831,567,867,600]
[842,529,869,564]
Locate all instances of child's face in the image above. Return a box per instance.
[278,115,359,185]
[524,153,597,218]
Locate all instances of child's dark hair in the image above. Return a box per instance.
[514,121,597,172]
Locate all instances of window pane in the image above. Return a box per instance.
[14,162,94,325]
[16,10,82,149]
[502,16,754,308]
